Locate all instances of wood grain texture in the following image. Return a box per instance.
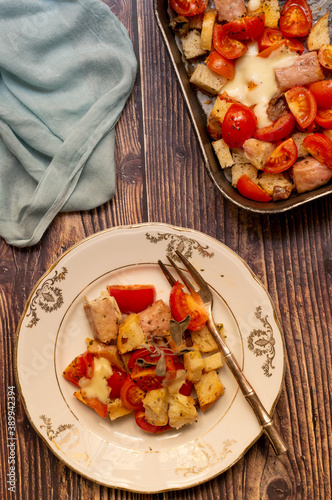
[0,0,331,498]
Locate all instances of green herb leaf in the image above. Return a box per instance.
[169,315,191,346]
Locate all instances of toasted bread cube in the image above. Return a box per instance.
[143,388,169,427]
[291,132,310,158]
[182,30,207,60]
[258,172,294,200]
[203,352,223,372]
[183,348,204,383]
[194,370,224,412]
[212,138,234,169]
[117,313,145,354]
[108,399,132,421]
[190,325,219,353]
[86,338,124,370]
[250,0,280,28]
[200,10,217,50]
[232,163,258,187]
[168,394,198,429]
[190,64,227,95]
[83,291,122,344]
[231,148,248,165]
[243,138,275,170]
[307,13,330,51]
[189,14,204,30]
[207,93,235,140]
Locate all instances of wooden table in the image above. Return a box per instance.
[1,1,331,498]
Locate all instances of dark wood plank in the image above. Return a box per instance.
[0,0,331,498]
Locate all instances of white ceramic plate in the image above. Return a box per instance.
[15,223,285,492]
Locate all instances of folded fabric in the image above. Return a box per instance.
[0,0,137,247]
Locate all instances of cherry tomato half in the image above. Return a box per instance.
[236,175,272,202]
[222,103,257,148]
[258,28,304,54]
[279,0,312,38]
[222,14,265,41]
[63,351,94,386]
[257,40,287,58]
[107,366,127,399]
[74,390,108,418]
[253,112,295,142]
[315,108,332,129]
[302,133,332,169]
[169,281,208,331]
[130,349,176,391]
[264,138,298,173]
[206,51,235,80]
[107,285,156,314]
[318,44,332,70]
[169,0,208,16]
[135,411,171,434]
[120,376,146,411]
[285,86,317,129]
[213,24,248,60]
[309,80,332,110]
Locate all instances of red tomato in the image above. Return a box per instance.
[318,44,332,70]
[302,133,332,169]
[173,361,194,396]
[213,24,248,60]
[169,0,208,16]
[315,108,332,129]
[120,376,146,411]
[222,14,265,41]
[107,285,156,314]
[206,51,235,80]
[135,411,171,433]
[285,86,317,129]
[222,103,257,148]
[309,80,332,110]
[63,351,94,386]
[279,0,312,38]
[257,28,304,54]
[253,112,295,142]
[169,281,208,331]
[74,391,108,418]
[130,352,176,391]
[107,366,127,399]
[264,138,298,173]
[257,40,287,58]
[236,175,272,202]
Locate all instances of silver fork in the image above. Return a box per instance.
[158,250,287,456]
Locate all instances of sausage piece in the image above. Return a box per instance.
[213,0,246,22]
[292,157,332,193]
[138,299,171,336]
[275,52,324,91]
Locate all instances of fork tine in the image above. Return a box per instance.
[157,260,177,287]
[167,255,197,295]
[175,250,208,289]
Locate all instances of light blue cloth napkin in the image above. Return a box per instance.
[0,0,137,247]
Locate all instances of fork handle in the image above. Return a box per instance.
[207,318,287,456]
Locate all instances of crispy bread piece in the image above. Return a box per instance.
[194,370,225,412]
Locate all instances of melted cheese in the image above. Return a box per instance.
[247,0,261,11]
[79,357,113,404]
[222,42,298,128]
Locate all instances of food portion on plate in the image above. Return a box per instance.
[168,0,332,203]
[63,282,225,433]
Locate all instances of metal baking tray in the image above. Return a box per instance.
[154,0,332,213]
